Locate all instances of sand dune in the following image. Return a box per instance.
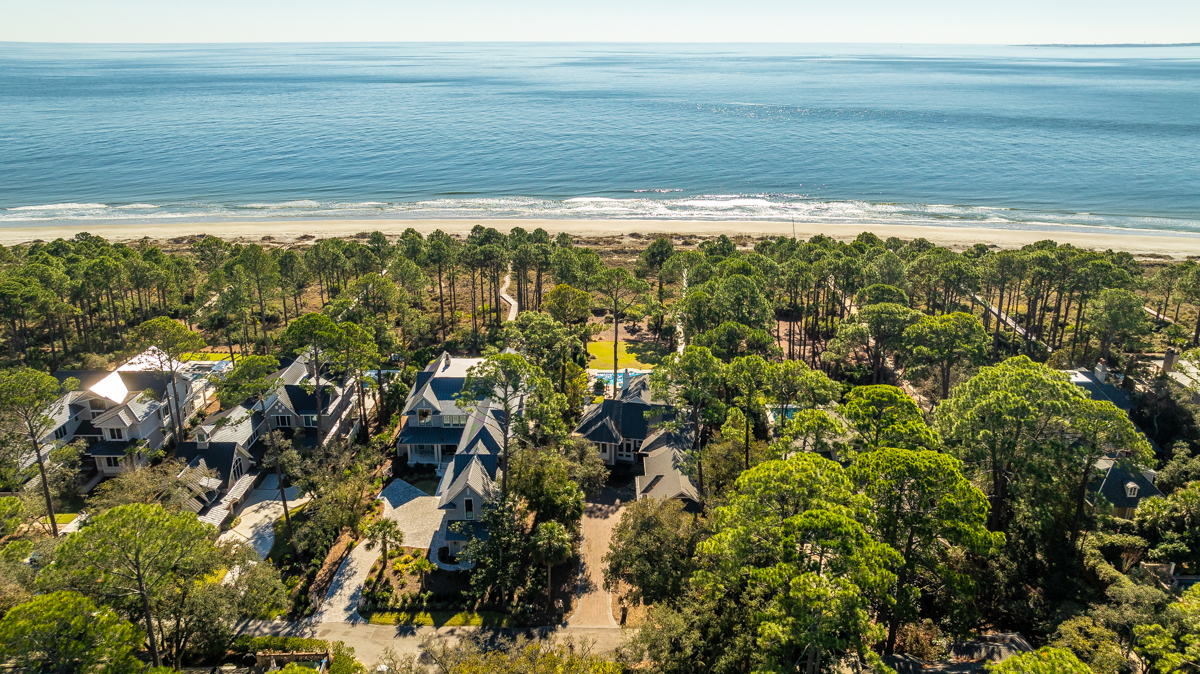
[4,218,1199,256]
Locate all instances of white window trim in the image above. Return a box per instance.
[107,427,125,441]
[273,415,293,428]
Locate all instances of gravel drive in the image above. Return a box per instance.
[568,489,624,627]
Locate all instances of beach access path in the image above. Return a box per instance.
[500,274,518,322]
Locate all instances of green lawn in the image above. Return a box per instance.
[409,478,439,496]
[46,513,76,525]
[181,352,233,361]
[266,504,309,564]
[587,341,666,370]
[366,610,514,627]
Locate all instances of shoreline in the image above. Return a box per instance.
[4,218,1200,256]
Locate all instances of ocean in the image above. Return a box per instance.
[1,42,1198,233]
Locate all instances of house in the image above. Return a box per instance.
[574,374,672,465]
[1090,457,1164,519]
[1067,363,1132,412]
[1068,363,1166,519]
[398,352,500,470]
[48,348,215,485]
[634,428,701,511]
[438,452,500,555]
[396,352,515,556]
[173,354,354,526]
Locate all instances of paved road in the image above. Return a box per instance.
[219,474,309,559]
[238,620,626,666]
[315,479,446,624]
[568,489,625,628]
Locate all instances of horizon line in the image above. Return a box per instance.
[2,39,1199,47]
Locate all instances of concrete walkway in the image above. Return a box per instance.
[219,474,309,559]
[315,479,444,624]
[567,489,624,628]
[238,620,626,666]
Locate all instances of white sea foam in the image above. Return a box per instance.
[9,203,109,211]
[241,200,321,209]
[1,194,1197,234]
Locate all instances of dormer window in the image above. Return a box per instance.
[107,428,124,441]
[443,415,466,427]
[418,408,432,427]
[197,431,208,443]
[1126,482,1140,498]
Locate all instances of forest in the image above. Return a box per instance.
[3,226,1200,674]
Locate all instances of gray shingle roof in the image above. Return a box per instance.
[635,429,699,505]
[1068,369,1133,411]
[437,454,499,509]
[1090,457,1163,510]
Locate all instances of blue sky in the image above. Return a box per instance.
[3,0,1197,44]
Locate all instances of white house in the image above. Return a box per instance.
[49,348,214,484]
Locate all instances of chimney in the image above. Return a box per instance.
[1094,359,1108,385]
[1163,348,1179,374]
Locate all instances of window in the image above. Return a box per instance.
[107,428,124,441]
[104,456,121,468]
[1126,482,1140,498]
[465,498,474,520]
[89,399,107,411]
[196,431,208,443]
[303,415,318,428]
[418,408,432,427]
[274,415,293,428]
[443,415,466,427]
[54,425,68,440]
[232,458,243,482]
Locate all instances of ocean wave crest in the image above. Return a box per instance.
[1,194,1198,234]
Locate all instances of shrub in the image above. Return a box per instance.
[231,636,328,655]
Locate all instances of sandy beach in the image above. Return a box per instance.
[4,219,1200,256]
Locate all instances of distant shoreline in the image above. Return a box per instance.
[5,218,1200,256]
[1022,42,1200,48]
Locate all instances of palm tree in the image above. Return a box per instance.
[363,518,404,581]
[409,555,435,592]
[531,521,574,609]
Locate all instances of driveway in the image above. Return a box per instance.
[239,620,625,667]
[315,478,442,624]
[220,474,309,559]
[567,488,624,628]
